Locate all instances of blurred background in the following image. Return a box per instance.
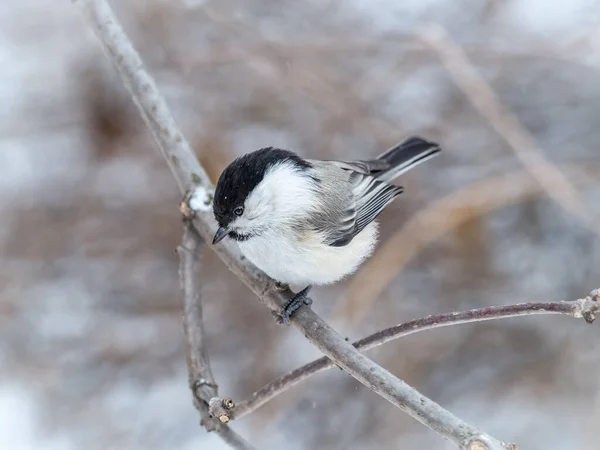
[2,0,600,449]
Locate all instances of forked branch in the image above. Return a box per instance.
[74,1,520,448]
[211,293,599,421]
[178,225,255,450]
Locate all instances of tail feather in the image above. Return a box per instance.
[375,136,441,182]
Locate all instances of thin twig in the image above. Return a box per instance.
[178,226,216,418]
[73,0,211,193]
[222,293,599,420]
[74,1,514,448]
[196,237,514,450]
[76,2,252,448]
[178,225,255,450]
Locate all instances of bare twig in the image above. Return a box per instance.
[75,1,514,448]
[178,225,255,450]
[217,292,599,420]
[196,240,515,450]
[76,2,251,448]
[178,227,216,418]
[73,0,211,193]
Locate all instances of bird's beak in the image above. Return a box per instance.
[212,226,229,245]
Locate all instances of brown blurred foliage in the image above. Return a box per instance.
[2,1,600,449]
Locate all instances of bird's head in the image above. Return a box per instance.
[212,147,315,244]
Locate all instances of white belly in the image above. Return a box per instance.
[237,222,379,286]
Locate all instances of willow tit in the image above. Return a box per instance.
[212,136,441,323]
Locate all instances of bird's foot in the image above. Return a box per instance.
[277,285,313,325]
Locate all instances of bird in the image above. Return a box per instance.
[211,136,441,324]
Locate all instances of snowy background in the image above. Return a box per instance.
[2,0,600,449]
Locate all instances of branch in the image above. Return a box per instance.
[75,2,252,448]
[178,225,255,450]
[74,1,515,448]
[72,0,211,193]
[191,231,515,450]
[217,293,599,420]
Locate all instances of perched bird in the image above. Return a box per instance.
[212,136,441,323]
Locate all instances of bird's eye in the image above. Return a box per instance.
[233,206,244,216]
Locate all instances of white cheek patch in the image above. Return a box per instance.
[189,185,215,212]
[245,162,317,221]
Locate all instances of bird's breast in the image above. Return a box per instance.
[237,222,378,286]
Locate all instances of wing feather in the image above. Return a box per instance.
[320,170,402,247]
[311,136,439,247]
[352,173,403,233]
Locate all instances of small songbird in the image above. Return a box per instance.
[212,136,441,323]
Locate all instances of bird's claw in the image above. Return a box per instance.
[277,285,313,325]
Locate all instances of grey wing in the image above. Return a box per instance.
[310,162,403,247]
[351,172,403,236]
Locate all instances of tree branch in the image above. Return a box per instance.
[74,1,516,448]
[72,0,211,193]
[188,226,515,450]
[178,224,255,450]
[215,293,599,420]
[75,2,252,448]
